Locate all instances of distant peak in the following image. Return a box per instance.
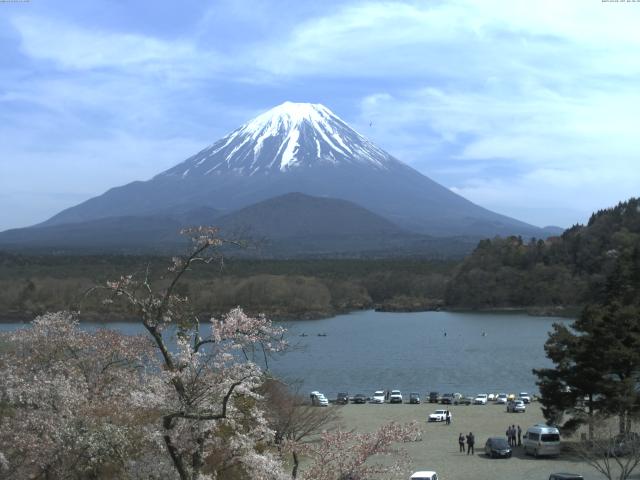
[161,100,399,178]
[270,101,330,113]
[241,101,339,134]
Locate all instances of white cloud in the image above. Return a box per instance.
[256,0,640,79]
[11,16,222,75]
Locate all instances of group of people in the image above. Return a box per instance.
[458,432,475,454]
[506,425,522,447]
[457,426,521,455]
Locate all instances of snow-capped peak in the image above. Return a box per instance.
[162,101,401,178]
[242,102,340,137]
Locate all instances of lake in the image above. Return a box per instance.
[1,310,568,399]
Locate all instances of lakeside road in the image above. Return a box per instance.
[335,402,601,480]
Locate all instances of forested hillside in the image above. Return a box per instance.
[4,198,638,320]
[445,198,640,310]
[0,255,454,320]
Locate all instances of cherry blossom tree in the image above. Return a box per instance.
[0,311,166,479]
[292,421,421,480]
[102,227,289,480]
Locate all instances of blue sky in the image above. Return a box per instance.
[1,0,639,231]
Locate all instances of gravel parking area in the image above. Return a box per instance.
[336,402,606,480]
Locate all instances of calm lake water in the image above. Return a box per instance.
[1,310,568,399]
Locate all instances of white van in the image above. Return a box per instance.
[523,424,561,457]
[309,391,329,407]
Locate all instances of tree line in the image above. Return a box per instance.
[445,198,640,311]
[0,254,454,321]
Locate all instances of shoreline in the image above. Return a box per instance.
[0,305,578,324]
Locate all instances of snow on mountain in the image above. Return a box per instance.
[161,102,399,177]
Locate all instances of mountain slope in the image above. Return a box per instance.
[215,192,404,239]
[37,102,546,238]
[0,207,220,251]
[0,193,479,257]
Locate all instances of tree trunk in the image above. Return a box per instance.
[619,410,627,435]
[191,436,205,480]
[164,417,190,480]
[588,394,594,441]
[291,450,299,479]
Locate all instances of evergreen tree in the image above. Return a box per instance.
[534,247,640,437]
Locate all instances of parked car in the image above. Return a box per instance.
[352,393,367,404]
[336,392,349,405]
[409,392,421,404]
[372,390,386,404]
[310,391,329,407]
[441,393,455,404]
[507,393,516,401]
[410,471,438,480]
[549,474,583,480]
[523,424,561,457]
[428,409,451,422]
[484,437,512,458]
[495,393,508,404]
[389,390,403,404]
[488,393,496,401]
[519,392,532,404]
[428,391,439,403]
[507,399,526,413]
[474,393,488,405]
[455,396,473,405]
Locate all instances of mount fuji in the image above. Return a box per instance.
[1,102,558,253]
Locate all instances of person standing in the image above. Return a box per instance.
[466,432,475,455]
[517,425,522,446]
[446,410,451,425]
[511,425,516,447]
[458,433,465,453]
[506,426,511,446]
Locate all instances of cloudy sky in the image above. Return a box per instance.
[1,0,639,231]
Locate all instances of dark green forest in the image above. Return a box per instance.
[445,197,640,311]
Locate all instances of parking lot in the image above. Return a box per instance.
[336,401,608,480]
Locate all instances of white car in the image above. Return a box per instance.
[428,409,451,422]
[519,392,531,404]
[474,393,488,405]
[310,391,329,407]
[488,393,496,401]
[372,390,386,404]
[389,390,403,404]
[495,393,508,404]
[411,471,438,480]
[507,400,526,413]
